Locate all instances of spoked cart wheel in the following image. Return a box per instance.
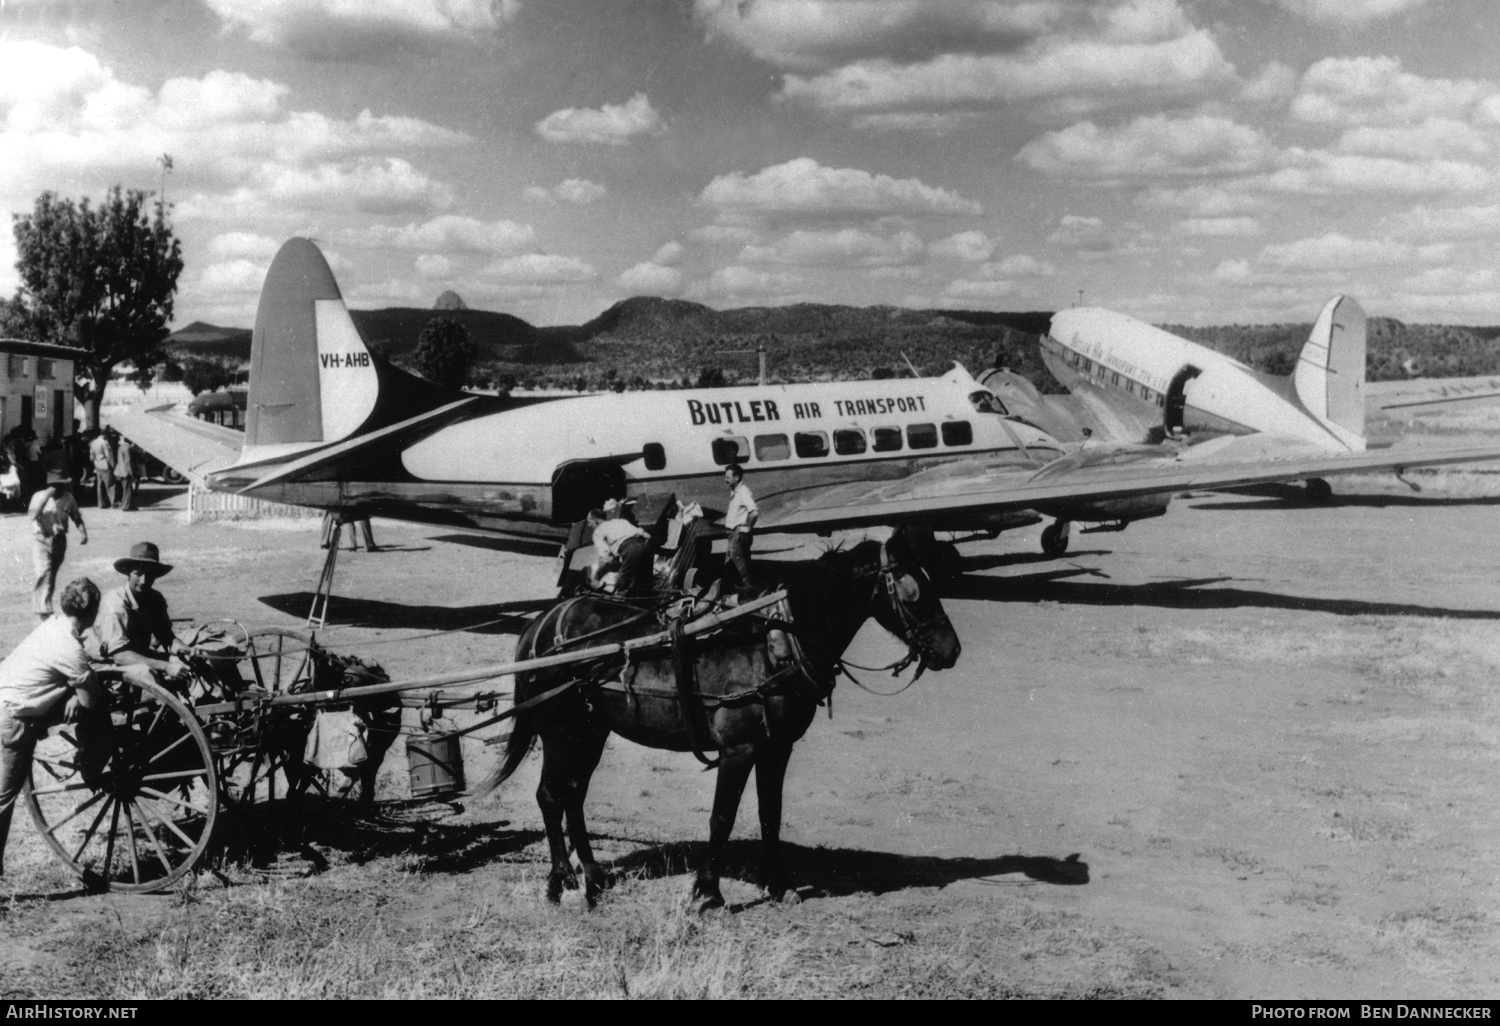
[23,677,218,893]
[196,627,321,809]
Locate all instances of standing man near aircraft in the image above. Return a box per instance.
[88,430,115,509]
[28,477,88,620]
[723,463,758,592]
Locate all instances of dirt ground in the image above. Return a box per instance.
[1,446,1499,997]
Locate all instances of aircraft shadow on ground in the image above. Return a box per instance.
[428,533,563,558]
[959,550,1111,573]
[1185,484,1500,510]
[599,839,1087,903]
[947,571,1500,620]
[256,592,554,632]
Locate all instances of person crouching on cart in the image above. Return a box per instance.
[587,500,653,598]
[92,542,190,688]
[0,578,109,878]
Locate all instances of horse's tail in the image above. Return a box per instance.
[470,616,548,800]
[469,691,537,799]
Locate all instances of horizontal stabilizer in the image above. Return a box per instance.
[105,404,243,485]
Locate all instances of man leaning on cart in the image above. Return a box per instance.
[0,578,110,879]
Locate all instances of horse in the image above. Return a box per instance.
[475,535,963,911]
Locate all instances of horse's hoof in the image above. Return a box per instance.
[768,887,802,905]
[560,888,590,913]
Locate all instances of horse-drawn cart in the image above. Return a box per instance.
[19,592,792,893]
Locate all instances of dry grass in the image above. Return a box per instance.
[0,829,1176,1000]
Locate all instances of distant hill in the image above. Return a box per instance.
[164,322,252,360]
[164,297,1500,394]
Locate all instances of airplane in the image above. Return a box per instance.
[975,296,1473,552]
[110,238,1500,581]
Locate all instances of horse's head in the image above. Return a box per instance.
[869,541,962,672]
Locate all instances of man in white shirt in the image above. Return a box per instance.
[28,478,88,620]
[588,500,653,597]
[0,577,106,876]
[722,463,758,591]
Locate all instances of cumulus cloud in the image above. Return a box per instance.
[929,230,996,262]
[1336,119,1491,160]
[1240,62,1298,106]
[482,253,598,284]
[1137,184,1266,216]
[205,231,282,262]
[1016,114,1273,179]
[693,0,1070,72]
[699,157,979,218]
[1257,150,1492,195]
[686,265,806,304]
[1265,0,1431,28]
[260,158,454,214]
[690,223,761,245]
[416,253,453,279]
[651,241,685,266]
[739,228,923,267]
[616,262,684,294]
[979,254,1056,277]
[1387,203,1500,241]
[1291,56,1491,127]
[523,178,607,205]
[1173,216,1263,237]
[205,0,519,57]
[941,279,1020,302]
[353,215,534,253]
[535,93,665,146]
[1258,232,1449,270]
[778,24,1235,117]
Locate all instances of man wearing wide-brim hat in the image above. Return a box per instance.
[90,542,189,683]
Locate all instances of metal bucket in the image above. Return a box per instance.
[407,731,465,799]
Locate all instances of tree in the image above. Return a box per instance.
[178,357,234,395]
[10,187,183,430]
[413,316,474,389]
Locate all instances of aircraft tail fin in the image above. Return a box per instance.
[247,238,381,449]
[1292,295,1366,451]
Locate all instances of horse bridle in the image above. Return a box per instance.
[875,543,945,680]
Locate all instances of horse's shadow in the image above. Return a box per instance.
[602,838,1089,900]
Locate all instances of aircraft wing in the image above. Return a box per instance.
[1367,376,1500,413]
[104,404,243,485]
[754,437,1500,532]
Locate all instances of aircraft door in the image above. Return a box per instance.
[1163,364,1202,437]
[551,459,626,524]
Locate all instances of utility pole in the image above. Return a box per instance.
[157,153,174,210]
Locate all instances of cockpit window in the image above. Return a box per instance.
[968,390,1008,416]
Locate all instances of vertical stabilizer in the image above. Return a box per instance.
[246,238,379,448]
[1293,295,1366,451]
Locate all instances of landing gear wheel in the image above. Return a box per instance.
[24,677,218,893]
[1041,521,1071,556]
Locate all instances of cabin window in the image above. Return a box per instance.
[1125,381,1136,396]
[1110,371,1120,386]
[754,433,790,461]
[906,423,938,449]
[872,426,902,452]
[1081,358,1092,373]
[1071,352,1082,366]
[1155,395,1165,408]
[941,421,973,446]
[642,442,666,471]
[968,390,1007,415]
[833,428,867,455]
[711,436,749,465]
[1096,363,1108,379]
[794,431,829,458]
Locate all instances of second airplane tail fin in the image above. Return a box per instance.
[1292,295,1366,451]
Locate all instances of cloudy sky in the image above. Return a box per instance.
[2,0,1499,330]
